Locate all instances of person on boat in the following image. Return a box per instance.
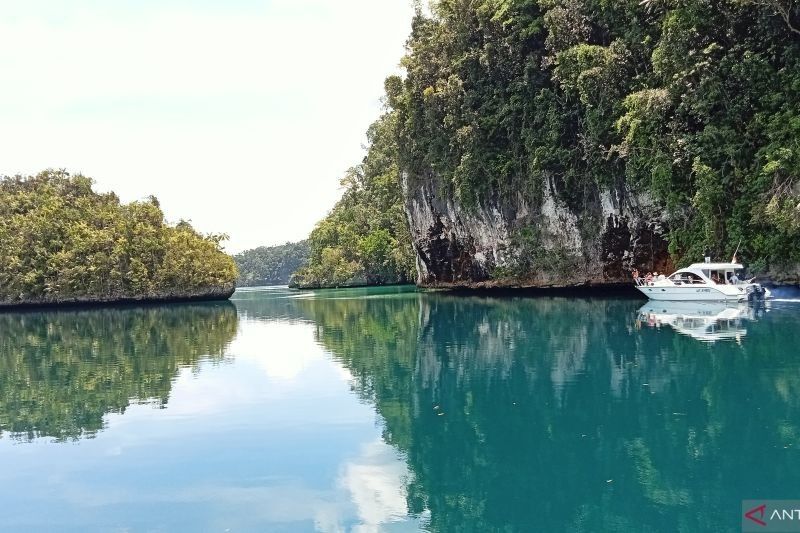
[711,273,720,284]
[632,269,640,284]
[730,272,740,284]
[644,272,653,284]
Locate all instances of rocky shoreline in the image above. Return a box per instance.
[0,284,236,310]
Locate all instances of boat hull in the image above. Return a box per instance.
[636,285,743,302]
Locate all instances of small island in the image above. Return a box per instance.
[0,170,237,308]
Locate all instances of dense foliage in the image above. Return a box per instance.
[0,170,237,304]
[233,240,309,286]
[292,114,417,288]
[385,0,800,272]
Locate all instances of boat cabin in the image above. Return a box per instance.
[668,263,743,286]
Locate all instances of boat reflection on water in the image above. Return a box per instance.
[636,300,764,342]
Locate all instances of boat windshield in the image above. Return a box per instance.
[669,272,705,285]
[711,269,738,284]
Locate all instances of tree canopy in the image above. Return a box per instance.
[0,170,237,305]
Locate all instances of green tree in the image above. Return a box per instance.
[0,170,238,305]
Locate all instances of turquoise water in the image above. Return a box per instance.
[1,286,799,531]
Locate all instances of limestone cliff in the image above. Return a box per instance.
[403,172,672,289]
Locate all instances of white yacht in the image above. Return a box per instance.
[634,262,771,302]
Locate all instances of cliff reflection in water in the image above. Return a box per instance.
[0,302,238,441]
[285,290,800,532]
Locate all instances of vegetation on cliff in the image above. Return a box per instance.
[0,170,237,305]
[233,240,309,286]
[291,114,417,288]
[385,0,800,275]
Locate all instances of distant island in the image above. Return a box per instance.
[233,240,310,287]
[0,170,237,307]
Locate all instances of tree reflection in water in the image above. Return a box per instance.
[0,302,238,441]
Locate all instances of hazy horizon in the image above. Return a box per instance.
[0,0,415,253]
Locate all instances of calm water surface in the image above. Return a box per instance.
[1,287,799,532]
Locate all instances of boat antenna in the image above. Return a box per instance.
[731,238,742,264]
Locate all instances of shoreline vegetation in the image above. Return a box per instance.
[0,170,237,309]
[289,114,416,289]
[0,289,236,311]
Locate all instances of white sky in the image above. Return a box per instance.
[0,0,415,253]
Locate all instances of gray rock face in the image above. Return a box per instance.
[402,172,672,288]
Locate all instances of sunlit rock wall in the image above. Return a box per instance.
[402,171,672,288]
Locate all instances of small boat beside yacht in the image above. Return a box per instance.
[634,261,771,302]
